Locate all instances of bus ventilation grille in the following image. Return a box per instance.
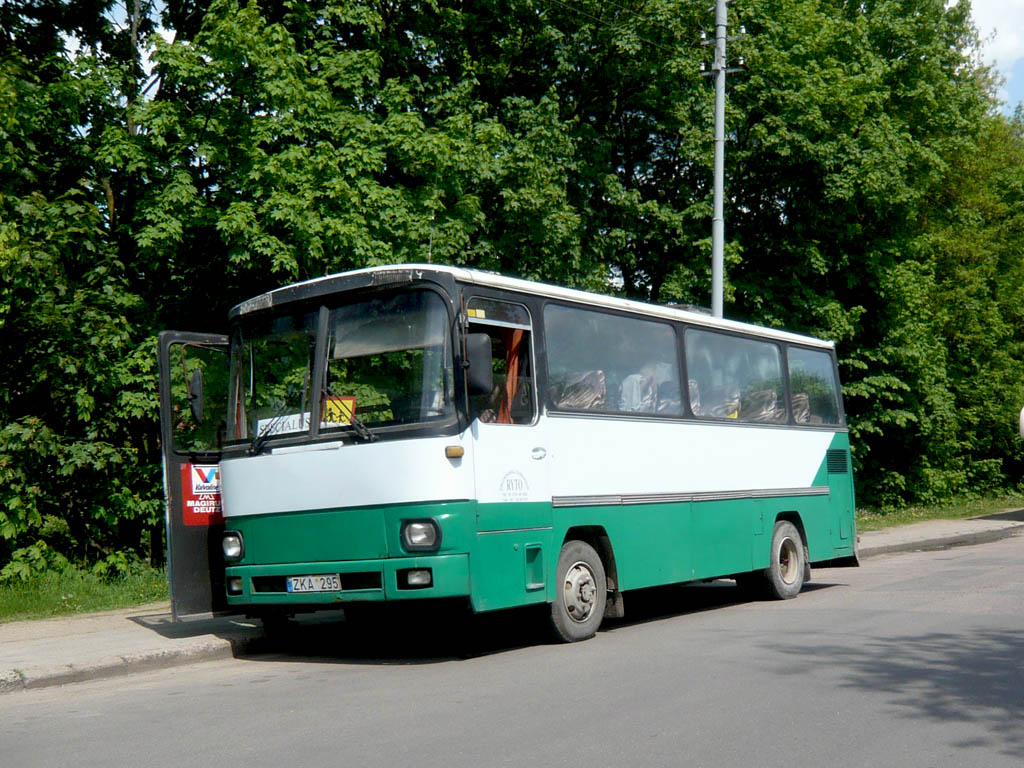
[826,450,849,474]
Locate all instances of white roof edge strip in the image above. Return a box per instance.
[241,264,835,349]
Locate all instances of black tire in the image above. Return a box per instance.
[766,520,806,599]
[550,540,607,643]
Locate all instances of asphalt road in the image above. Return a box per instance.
[4,536,1023,768]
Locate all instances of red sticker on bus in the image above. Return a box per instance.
[181,463,224,526]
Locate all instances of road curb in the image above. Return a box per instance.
[0,634,264,695]
[858,522,1024,559]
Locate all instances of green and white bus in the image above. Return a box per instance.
[158,264,858,641]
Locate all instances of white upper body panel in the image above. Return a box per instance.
[220,433,474,518]
[221,416,837,516]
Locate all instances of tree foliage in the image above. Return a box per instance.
[1,3,162,576]
[2,0,1024,576]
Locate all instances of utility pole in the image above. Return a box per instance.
[701,0,744,319]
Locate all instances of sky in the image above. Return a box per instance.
[970,0,1024,113]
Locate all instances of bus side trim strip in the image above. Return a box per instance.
[477,526,554,536]
[552,486,831,508]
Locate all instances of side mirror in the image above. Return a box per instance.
[466,333,493,397]
[188,368,205,425]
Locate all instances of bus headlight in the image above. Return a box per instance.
[222,531,244,560]
[401,519,441,552]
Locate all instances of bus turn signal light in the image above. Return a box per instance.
[445,445,464,459]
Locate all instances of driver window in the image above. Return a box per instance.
[467,298,536,425]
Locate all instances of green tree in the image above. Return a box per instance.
[0,2,164,576]
[4,0,1024,583]
[723,0,1015,505]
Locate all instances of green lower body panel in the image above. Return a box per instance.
[550,502,691,596]
[547,489,856,596]
[223,500,476,610]
[470,529,553,612]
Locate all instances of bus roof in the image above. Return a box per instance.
[231,264,835,349]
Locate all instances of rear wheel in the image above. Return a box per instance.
[766,520,806,599]
[550,540,607,643]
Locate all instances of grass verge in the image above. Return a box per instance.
[0,565,168,624]
[857,494,1024,532]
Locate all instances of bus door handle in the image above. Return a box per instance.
[531,447,547,461]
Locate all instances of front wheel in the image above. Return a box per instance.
[766,520,806,599]
[550,540,607,643]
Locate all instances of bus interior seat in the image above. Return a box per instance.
[476,374,534,424]
[656,379,682,414]
[792,392,810,424]
[554,370,606,410]
[474,379,502,423]
[741,389,786,423]
[791,392,824,424]
[620,374,657,412]
[702,386,740,418]
[508,376,533,422]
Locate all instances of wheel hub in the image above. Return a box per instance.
[778,536,799,585]
[563,560,597,623]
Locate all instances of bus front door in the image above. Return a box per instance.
[157,331,229,620]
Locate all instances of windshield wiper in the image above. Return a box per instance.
[346,411,379,443]
[250,370,310,456]
[323,385,378,443]
[250,401,291,456]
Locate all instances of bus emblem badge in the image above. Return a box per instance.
[500,471,529,503]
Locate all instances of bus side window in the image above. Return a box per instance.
[467,298,535,425]
[685,329,786,423]
[544,303,681,416]
[788,347,841,425]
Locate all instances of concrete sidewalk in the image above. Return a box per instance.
[0,605,267,694]
[2,511,1023,695]
[857,509,1024,558]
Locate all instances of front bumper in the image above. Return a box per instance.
[224,553,470,606]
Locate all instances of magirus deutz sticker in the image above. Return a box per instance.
[181,464,223,526]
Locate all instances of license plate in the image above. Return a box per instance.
[286,574,341,593]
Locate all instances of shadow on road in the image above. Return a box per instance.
[976,508,1024,522]
[239,601,548,665]
[767,629,1024,760]
[240,578,843,665]
[127,612,260,639]
[603,579,838,633]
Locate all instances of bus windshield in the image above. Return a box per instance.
[227,289,454,444]
[321,289,454,432]
[228,310,318,443]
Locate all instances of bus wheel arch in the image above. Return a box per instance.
[562,525,619,590]
[561,525,622,615]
